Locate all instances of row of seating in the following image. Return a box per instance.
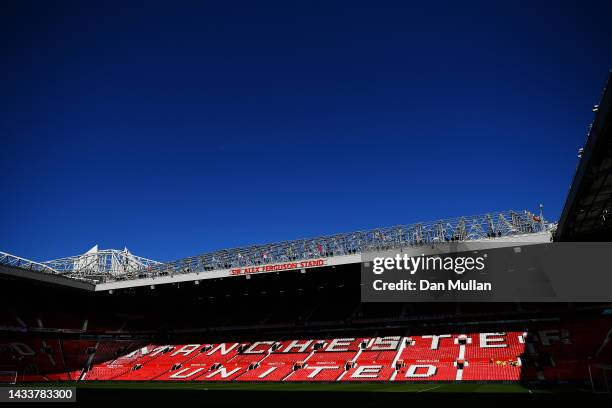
[1,325,608,383]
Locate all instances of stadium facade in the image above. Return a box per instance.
[0,73,611,389]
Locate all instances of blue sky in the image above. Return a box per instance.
[1,1,611,262]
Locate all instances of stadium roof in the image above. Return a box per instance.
[0,209,552,291]
[556,71,612,241]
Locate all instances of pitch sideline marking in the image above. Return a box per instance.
[417,385,441,393]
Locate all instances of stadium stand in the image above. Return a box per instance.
[1,319,610,383]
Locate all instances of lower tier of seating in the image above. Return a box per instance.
[1,323,610,383]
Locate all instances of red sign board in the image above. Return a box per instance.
[230,259,327,276]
